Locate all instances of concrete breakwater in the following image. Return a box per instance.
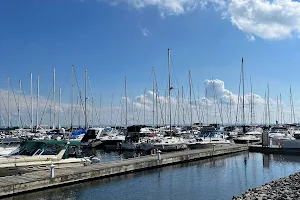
[232,172,300,200]
[0,144,248,197]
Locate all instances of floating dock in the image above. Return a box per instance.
[0,144,248,197]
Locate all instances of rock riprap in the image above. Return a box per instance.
[233,172,300,200]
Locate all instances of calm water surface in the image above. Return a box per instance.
[4,152,300,200]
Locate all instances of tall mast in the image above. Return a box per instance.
[205,86,208,125]
[84,69,88,129]
[152,67,155,127]
[267,83,270,126]
[290,86,295,123]
[250,77,253,126]
[18,80,21,128]
[124,77,128,128]
[36,76,40,129]
[212,77,217,125]
[280,94,283,125]
[59,87,62,129]
[155,83,158,126]
[177,89,180,126]
[241,57,245,133]
[71,65,74,129]
[53,68,56,129]
[30,73,33,131]
[91,96,94,128]
[264,91,267,126]
[7,76,10,130]
[182,86,185,126]
[168,48,172,133]
[78,92,81,127]
[110,94,113,125]
[229,96,232,125]
[189,70,192,127]
[164,91,167,126]
[132,92,134,123]
[276,95,279,123]
[143,87,146,126]
[99,93,102,126]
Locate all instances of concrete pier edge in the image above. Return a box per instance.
[0,144,248,198]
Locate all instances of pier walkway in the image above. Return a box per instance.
[0,144,248,197]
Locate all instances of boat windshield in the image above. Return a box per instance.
[12,143,66,156]
[199,132,223,138]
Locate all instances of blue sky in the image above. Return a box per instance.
[1,0,300,126]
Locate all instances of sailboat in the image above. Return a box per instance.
[152,49,187,151]
[233,58,260,144]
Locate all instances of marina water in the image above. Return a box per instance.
[3,152,300,200]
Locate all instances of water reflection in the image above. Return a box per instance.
[4,152,300,200]
[263,154,270,168]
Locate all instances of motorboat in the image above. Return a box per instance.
[152,136,187,151]
[197,130,231,147]
[0,140,90,168]
[0,137,21,156]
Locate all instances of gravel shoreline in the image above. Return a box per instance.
[232,172,300,200]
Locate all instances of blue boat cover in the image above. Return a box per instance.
[72,129,86,136]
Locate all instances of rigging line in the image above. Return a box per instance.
[38,87,52,127]
[170,53,180,91]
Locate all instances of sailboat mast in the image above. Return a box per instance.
[250,77,253,126]
[276,95,279,123]
[144,87,146,126]
[177,89,180,126]
[152,67,155,127]
[84,69,88,129]
[189,70,192,127]
[182,86,185,126]
[7,76,10,131]
[18,80,21,128]
[59,87,62,129]
[280,94,283,124]
[205,86,208,125]
[241,57,245,133]
[36,76,40,129]
[267,83,270,126]
[212,77,217,125]
[53,68,56,129]
[124,77,128,128]
[168,48,172,133]
[30,73,33,131]
[99,93,102,126]
[71,65,74,129]
[290,86,295,123]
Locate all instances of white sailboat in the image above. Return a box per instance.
[152,49,187,151]
[233,58,260,144]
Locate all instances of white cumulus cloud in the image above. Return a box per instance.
[100,0,300,40]
[227,0,300,40]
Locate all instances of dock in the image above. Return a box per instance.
[0,144,248,197]
[250,145,300,154]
